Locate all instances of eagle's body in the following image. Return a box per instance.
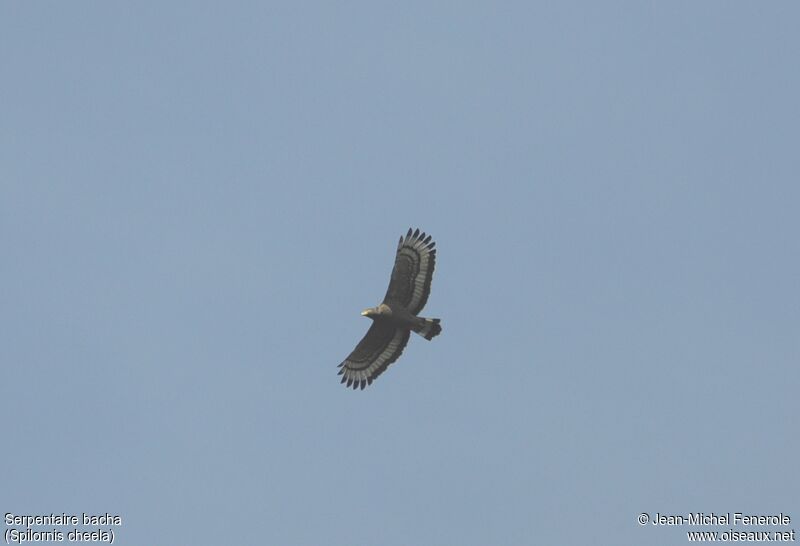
[338,228,441,389]
[362,302,440,338]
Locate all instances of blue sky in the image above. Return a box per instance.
[2,2,798,545]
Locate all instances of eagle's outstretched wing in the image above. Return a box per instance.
[338,322,411,390]
[383,228,437,315]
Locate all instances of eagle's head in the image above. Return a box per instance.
[361,304,390,319]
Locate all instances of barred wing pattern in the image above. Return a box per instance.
[383,228,437,315]
[338,322,411,390]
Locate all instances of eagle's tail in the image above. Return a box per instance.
[413,317,441,340]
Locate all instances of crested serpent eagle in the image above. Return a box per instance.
[338,228,442,389]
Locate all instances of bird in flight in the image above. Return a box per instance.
[338,228,442,389]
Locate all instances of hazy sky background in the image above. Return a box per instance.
[2,2,798,545]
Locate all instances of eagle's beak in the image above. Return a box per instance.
[361,309,370,316]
